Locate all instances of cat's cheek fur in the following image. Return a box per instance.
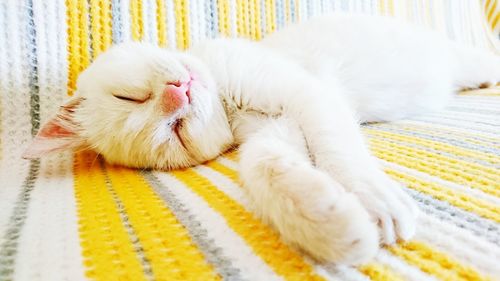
[239,119,379,264]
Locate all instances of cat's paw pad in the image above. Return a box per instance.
[314,192,380,265]
[353,176,418,245]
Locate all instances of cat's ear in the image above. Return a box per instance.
[22,97,86,159]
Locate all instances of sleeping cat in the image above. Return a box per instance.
[24,15,500,265]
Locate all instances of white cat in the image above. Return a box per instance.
[24,15,500,265]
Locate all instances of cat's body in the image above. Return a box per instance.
[24,15,500,264]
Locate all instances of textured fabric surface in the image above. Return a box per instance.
[0,1,499,280]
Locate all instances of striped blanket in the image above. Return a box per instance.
[1,1,499,280]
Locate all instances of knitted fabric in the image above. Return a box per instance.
[0,1,499,280]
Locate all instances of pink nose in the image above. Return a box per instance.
[161,81,190,114]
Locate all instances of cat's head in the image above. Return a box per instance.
[23,42,233,169]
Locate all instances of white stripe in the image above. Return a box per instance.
[194,165,251,208]
[416,212,500,277]
[375,250,438,281]
[55,0,68,99]
[0,0,33,230]
[322,264,371,281]
[433,109,500,122]
[299,0,308,20]
[120,0,131,42]
[143,0,158,44]
[14,154,86,281]
[197,0,206,41]
[153,172,283,281]
[217,156,239,170]
[188,0,197,43]
[165,0,176,49]
[229,0,237,37]
[34,1,67,123]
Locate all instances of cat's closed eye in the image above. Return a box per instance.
[113,93,151,103]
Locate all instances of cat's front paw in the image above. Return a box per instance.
[251,163,380,265]
[352,174,419,245]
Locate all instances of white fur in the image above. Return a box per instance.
[25,15,500,264]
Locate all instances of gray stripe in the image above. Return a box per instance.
[27,0,39,136]
[100,160,154,281]
[406,188,500,246]
[142,172,244,281]
[111,0,123,43]
[398,121,500,144]
[411,116,500,136]
[0,1,40,280]
[430,112,500,126]
[207,0,218,38]
[414,113,498,131]
[0,159,40,281]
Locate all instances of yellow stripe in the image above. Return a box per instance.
[387,0,395,16]
[89,0,102,57]
[492,9,500,30]
[182,0,190,49]
[66,0,91,95]
[248,0,255,39]
[223,149,239,161]
[385,168,500,223]
[487,0,497,22]
[376,123,499,148]
[270,0,276,32]
[379,0,386,15]
[156,0,167,47]
[264,0,276,34]
[253,0,263,40]
[364,129,500,165]
[236,0,244,36]
[74,152,147,280]
[285,0,291,24]
[360,263,404,281]
[206,160,240,183]
[66,0,79,94]
[174,0,184,48]
[243,0,250,37]
[89,0,112,59]
[101,0,112,49]
[368,138,500,197]
[265,0,273,34]
[171,168,325,280]
[389,241,491,281]
[217,0,230,37]
[106,165,220,280]
[130,0,144,41]
[486,0,493,13]
[173,0,190,49]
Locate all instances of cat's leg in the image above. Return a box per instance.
[285,88,419,245]
[238,117,379,264]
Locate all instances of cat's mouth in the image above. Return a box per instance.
[172,118,187,149]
